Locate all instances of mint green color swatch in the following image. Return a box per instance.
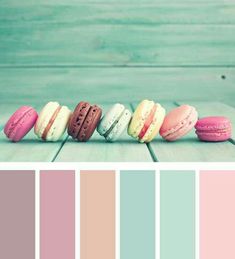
[120,171,155,259]
[160,171,195,259]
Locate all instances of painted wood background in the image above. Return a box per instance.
[0,0,235,161]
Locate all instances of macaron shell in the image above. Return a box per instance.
[160,105,198,141]
[45,106,71,141]
[160,105,195,135]
[4,106,31,138]
[4,106,38,142]
[128,100,155,139]
[195,116,232,142]
[77,105,102,141]
[106,109,132,141]
[97,103,125,136]
[141,104,165,143]
[34,102,60,138]
[165,109,198,141]
[67,102,91,138]
[195,116,231,130]
[196,130,231,142]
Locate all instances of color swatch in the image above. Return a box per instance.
[0,170,35,259]
[40,170,75,259]
[120,170,155,259]
[200,171,235,259]
[80,170,115,259]
[160,171,195,259]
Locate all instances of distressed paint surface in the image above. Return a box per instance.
[0,1,234,161]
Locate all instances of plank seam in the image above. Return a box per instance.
[0,65,235,69]
[51,134,69,162]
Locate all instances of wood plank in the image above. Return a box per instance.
[0,67,234,105]
[1,3,235,25]
[0,129,68,162]
[176,101,235,142]
[0,0,233,5]
[133,102,235,162]
[1,24,235,66]
[54,104,153,161]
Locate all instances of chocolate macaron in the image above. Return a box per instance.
[68,102,102,141]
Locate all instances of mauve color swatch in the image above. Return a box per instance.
[0,170,35,259]
[80,170,115,259]
[200,171,235,259]
[40,170,75,259]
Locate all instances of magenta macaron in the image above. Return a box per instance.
[160,104,198,141]
[195,116,232,142]
[4,106,38,142]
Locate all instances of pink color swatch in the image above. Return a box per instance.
[40,170,75,259]
[200,171,235,259]
[80,170,115,259]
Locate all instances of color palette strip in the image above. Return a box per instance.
[0,169,235,259]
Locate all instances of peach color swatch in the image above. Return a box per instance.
[80,170,115,259]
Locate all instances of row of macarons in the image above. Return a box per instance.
[4,100,232,143]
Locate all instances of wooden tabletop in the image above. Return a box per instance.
[0,101,235,162]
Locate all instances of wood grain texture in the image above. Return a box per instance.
[136,102,235,162]
[54,104,153,162]
[0,130,68,162]
[0,0,233,5]
[1,23,235,66]
[0,67,233,104]
[1,3,235,25]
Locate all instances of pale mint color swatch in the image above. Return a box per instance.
[120,171,155,259]
[160,171,195,259]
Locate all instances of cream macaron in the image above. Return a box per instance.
[34,101,71,141]
[128,99,165,143]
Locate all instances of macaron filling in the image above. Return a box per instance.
[138,104,157,140]
[42,105,62,140]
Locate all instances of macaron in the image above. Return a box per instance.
[97,103,132,142]
[160,104,198,141]
[4,106,38,142]
[68,101,102,142]
[195,116,232,142]
[128,99,165,143]
[34,101,71,141]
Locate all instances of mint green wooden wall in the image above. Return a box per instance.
[0,0,234,105]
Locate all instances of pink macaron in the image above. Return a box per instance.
[195,116,232,142]
[4,106,38,142]
[160,104,198,141]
